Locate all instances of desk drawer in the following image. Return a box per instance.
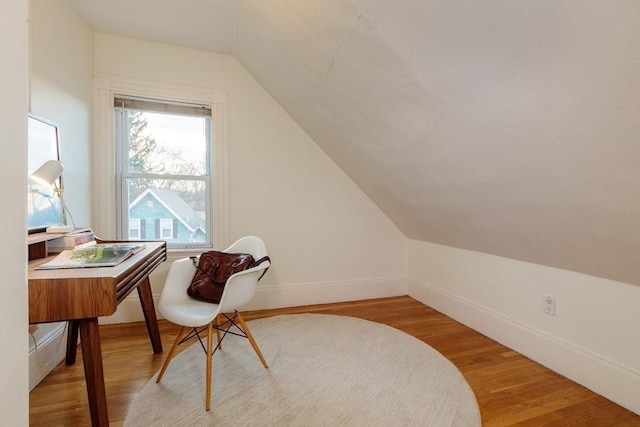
[29,277,117,323]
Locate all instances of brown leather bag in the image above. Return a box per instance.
[186,251,269,304]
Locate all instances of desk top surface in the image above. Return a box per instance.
[29,241,166,280]
[28,241,167,323]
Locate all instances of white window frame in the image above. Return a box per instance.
[114,95,212,249]
[92,74,229,252]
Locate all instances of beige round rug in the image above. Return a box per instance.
[125,314,480,426]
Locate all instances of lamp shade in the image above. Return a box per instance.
[31,160,64,187]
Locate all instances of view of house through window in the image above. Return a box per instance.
[115,96,212,248]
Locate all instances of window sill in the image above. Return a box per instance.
[166,247,211,261]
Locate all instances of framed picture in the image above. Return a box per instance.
[27,114,62,233]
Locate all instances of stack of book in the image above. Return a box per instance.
[47,230,95,253]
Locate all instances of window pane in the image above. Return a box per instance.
[126,110,207,176]
[127,178,207,244]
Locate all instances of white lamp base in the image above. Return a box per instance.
[45,225,75,234]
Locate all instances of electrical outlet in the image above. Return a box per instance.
[543,294,556,316]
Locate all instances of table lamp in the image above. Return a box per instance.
[31,160,74,233]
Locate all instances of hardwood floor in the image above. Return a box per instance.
[29,296,639,426]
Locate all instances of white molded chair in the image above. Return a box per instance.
[155,236,270,410]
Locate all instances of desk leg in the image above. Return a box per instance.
[65,320,79,365]
[79,318,109,427]
[137,276,163,353]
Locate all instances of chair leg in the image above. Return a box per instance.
[205,322,214,411]
[236,312,268,369]
[156,326,188,383]
[215,314,223,349]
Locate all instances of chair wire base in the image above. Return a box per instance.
[156,310,268,411]
[181,311,247,356]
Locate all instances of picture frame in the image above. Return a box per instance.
[27,114,63,233]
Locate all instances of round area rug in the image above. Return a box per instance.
[125,314,480,426]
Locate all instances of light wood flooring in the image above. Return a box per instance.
[29,296,640,426]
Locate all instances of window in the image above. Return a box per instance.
[129,218,141,240]
[115,96,212,249]
[159,218,174,240]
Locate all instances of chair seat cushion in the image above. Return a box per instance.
[159,298,220,327]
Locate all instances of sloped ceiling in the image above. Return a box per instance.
[70,0,640,285]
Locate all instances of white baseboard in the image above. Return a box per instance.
[246,276,408,311]
[408,277,640,415]
[100,276,408,324]
[28,323,68,391]
[100,298,151,324]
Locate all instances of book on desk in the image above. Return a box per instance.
[35,242,146,269]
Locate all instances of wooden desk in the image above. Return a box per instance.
[28,239,167,427]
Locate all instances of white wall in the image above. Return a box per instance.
[30,0,93,226]
[408,239,640,414]
[0,1,29,425]
[28,0,94,389]
[93,34,407,321]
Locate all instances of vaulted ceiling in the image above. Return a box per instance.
[70,0,640,285]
